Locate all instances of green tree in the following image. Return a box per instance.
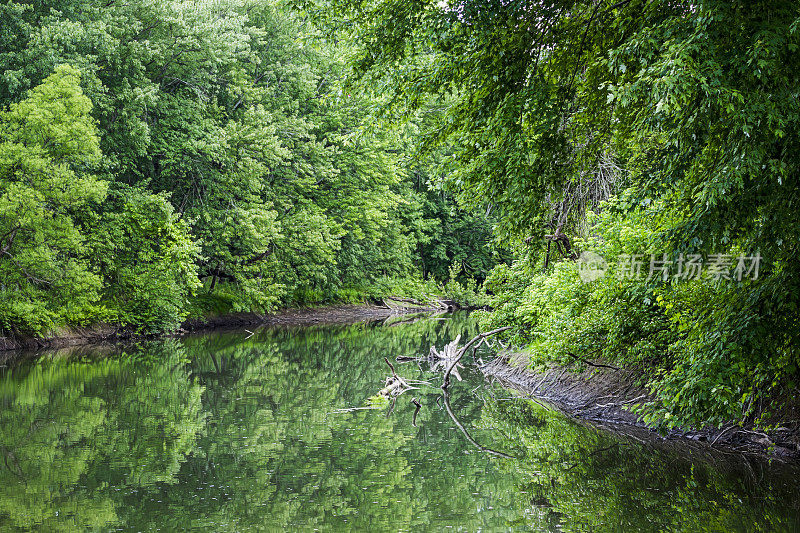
[0,0,510,336]
[87,185,200,333]
[0,65,106,334]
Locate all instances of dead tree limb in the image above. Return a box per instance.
[411,397,421,427]
[379,357,421,398]
[429,334,463,381]
[442,327,512,390]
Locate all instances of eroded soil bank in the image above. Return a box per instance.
[480,352,800,460]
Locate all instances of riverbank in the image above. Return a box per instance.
[0,298,450,359]
[480,351,800,460]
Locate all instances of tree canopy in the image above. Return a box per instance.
[334,0,800,428]
[1,0,798,429]
[0,0,504,336]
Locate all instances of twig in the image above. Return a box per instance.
[385,357,411,388]
[411,397,421,427]
[566,352,620,371]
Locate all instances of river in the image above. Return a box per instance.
[0,313,798,531]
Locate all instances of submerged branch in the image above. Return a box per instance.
[411,397,421,427]
[379,357,418,397]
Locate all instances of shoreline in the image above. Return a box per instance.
[0,300,446,361]
[480,352,800,460]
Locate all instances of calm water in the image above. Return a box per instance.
[0,314,798,532]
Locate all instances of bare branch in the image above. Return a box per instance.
[442,327,512,389]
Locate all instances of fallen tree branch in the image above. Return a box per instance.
[442,327,512,389]
[429,335,464,381]
[378,357,418,398]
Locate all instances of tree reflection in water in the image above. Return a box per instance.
[0,314,798,531]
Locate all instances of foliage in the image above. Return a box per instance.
[87,185,201,333]
[406,162,507,284]
[441,262,491,309]
[484,192,799,429]
[0,65,106,334]
[1,316,797,530]
[0,0,503,335]
[335,0,800,428]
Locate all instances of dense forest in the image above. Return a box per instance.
[2,0,799,431]
[0,0,503,337]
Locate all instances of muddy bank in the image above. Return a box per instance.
[0,300,445,361]
[480,352,800,460]
[0,325,119,359]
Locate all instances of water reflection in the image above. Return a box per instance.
[0,315,797,531]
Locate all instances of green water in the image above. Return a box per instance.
[0,314,798,532]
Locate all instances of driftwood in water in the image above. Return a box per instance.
[376,358,433,422]
[379,357,418,398]
[428,334,464,382]
[380,296,450,312]
[411,397,421,427]
[395,333,465,380]
[400,327,512,389]
[332,359,429,415]
[441,327,512,390]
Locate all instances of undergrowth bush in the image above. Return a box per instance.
[484,192,799,431]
